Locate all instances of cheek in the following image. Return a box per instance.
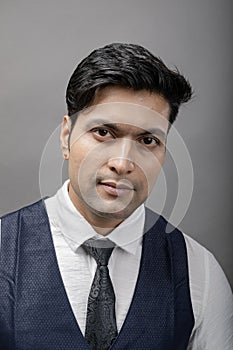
[68,140,103,187]
[69,138,94,167]
[68,150,82,174]
[139,156,164,194]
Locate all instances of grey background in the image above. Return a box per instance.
[1,0,232,287]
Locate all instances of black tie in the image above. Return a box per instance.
[83,239,118,350]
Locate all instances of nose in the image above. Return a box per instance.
[107,139,135,175]
[108,157,134,175]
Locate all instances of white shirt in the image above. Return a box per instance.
[44,180,144,335]
[1,180,233,349]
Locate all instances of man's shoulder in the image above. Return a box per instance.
[144,207,186,242]
[0,199,51,252]
[144,207,210,259]
[183,232,210,259]
[144,207,175,233]
[0,199,47,221]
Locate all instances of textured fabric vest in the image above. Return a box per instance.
[0,200,194,350]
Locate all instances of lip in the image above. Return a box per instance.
[100,181,134,190]
[98,180,134,197]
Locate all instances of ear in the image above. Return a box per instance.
[60,115,71,160]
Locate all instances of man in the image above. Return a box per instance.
[0,43,232,350]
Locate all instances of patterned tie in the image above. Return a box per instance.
[83,239,118,350]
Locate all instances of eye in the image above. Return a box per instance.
[95,128,109,137]
[91,127,113,140]
[140,136,161,147]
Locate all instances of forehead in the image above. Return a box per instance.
[92,86,170,118]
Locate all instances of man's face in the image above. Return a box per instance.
[61,86,170,228]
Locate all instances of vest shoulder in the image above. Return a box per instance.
[144,207,182,236]
[144,208,211,263]
[0,199,46,221]
[145,208,210,253]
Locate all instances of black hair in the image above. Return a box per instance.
[66,43,192,126]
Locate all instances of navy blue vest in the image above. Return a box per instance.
[0,200,194,350]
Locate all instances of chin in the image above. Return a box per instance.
[89,200,140,221]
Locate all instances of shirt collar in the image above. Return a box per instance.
[49,180,145,255]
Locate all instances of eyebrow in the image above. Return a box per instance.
[85,118,167,140]
[85,119,117,129]
[143,128,167,140]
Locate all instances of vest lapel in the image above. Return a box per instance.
[111,209,174,350]
[15,200,90,349]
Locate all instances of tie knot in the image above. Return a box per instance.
[83,239,114,266]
